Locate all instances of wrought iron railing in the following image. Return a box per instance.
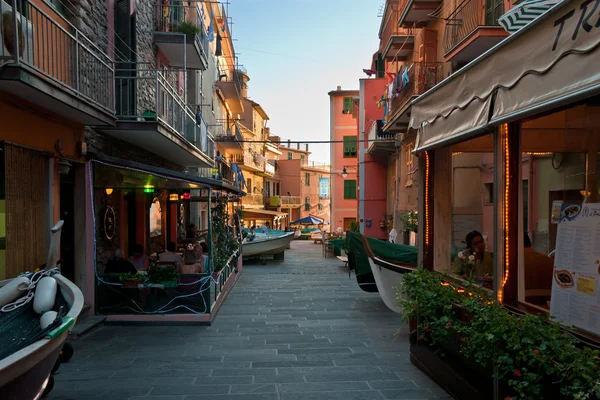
[368,120,395,146]
[216,65,243,96]
[0,0,115,113]
[444,0,503,54]
[156,3,209,63]
[389,62,444,115]
[114,68,214,159]
[379,6,415,53]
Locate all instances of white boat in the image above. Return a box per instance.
[361,235,416,314]
[243,231,295,257]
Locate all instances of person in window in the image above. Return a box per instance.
[129,244,149,271]
[159,241,183,268]
[523,232,554,306]
[452,230,493,284]
[178,249,205,274]
[105,249,137,274]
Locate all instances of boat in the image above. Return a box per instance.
[242,231,295,257]
[0,221,84,400]
[345,231,378,292]
[361,234,417,313]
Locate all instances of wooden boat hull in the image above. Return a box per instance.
[368,256,416,313]
[243,232,295,257]
[0,274,84,400]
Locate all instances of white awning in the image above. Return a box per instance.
[411,0,600,152]
[498,0,561,34]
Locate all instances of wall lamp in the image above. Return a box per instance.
[341,166,356,179]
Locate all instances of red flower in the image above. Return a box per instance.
[460,337,466,343]
[423,326,430,332]
[513,369,522,377]
[533,349,539,355]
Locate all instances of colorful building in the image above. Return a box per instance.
[329,87,359,232]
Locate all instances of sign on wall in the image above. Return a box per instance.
[319,178,330,198]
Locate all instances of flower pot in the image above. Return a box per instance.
[122,280,139,288]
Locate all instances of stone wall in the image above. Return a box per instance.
[135,0,158,116]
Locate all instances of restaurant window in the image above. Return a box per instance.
[342,97,352,114]
[432,133,495,290]
[344,180,357,199]
[305,173,310,187]
[343,136,357,158]
[517,107,591,317]
[288,152,292,160]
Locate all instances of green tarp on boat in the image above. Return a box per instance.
[345,232,418,292]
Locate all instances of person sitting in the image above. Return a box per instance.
[452,230,493,283]
[178,250,205,274]
[192,242,210,270]
[105,249,137,274]
[247,226,256,242]
[523,232,554,306]
[129,244,149,271]
[159,241,183,267]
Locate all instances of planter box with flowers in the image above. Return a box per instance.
[398,269,600,400]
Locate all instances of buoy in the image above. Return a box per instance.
[40,310,58,330]
[0,276,30,308]
[33,277,57,314]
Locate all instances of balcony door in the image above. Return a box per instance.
[485,0,504,26]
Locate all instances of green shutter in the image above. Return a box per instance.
[343,136,357,158]
[343,97,352,113]
[344,180,356,199]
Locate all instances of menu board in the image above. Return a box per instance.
[550,203,600,336]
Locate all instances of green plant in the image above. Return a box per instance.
[118,272,145,282]
[398,269,600,400]
[147,264,177,283]
[174,21,201,36]
[348,220,360,233]
[211,197,239,273]
[399,210,418,232]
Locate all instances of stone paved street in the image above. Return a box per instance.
[48,241,449,400]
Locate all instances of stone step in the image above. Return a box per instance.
[69,306,105,339]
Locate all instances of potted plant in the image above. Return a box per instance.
[174,21,201,36]
[399,210,418,244]
[119,272,145,288]
[142,109,156,121]
[147,264,177,287]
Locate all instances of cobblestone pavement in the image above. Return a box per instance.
[48,240,449,400]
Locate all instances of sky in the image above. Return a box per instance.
[228,0,382,164]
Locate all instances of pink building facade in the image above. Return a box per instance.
[358,78,388,239]
[329,88,359,232]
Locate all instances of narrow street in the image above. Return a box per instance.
[49,241,448,400]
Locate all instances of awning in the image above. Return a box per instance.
[242,209,288,219]
[411,0,600,152]
[498,0,561,34]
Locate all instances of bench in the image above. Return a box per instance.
[336,256,348,268]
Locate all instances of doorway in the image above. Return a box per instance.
[343,217,356,232]
[59,166,75,282]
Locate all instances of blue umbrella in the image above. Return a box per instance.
[290,216,329,226]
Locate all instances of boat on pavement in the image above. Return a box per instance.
[242,231,295,257]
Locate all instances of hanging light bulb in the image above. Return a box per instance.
[341,167,348,179]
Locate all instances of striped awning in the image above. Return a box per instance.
[498,0,562,34]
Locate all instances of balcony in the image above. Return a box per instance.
[230,151,265,173]
[368,120,396,156]
[443,0,508,63]
[102,68,214,167]
[243,193,264,207]
[398,0,442,27]
[154,4,209,70]
[267,195,302,208]
[264,160,275,177]
[384,62,444,133]
[199,156,233,186]
[0,0,115,125]
[379,6,415,61]
[215,67,244,116]
[215,121,244,154]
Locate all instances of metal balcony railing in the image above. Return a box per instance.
[444,0,504,54]
[368,120,395,146]
[280,196,302,206]
[243,193,264,206]
[0,0,115,113]
[156,3,209,62]
[115,68,214,159]
[389,62,444,115]
[379,6,415,53]
[216,65,243,94]
[264,160,275,176]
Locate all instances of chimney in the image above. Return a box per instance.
[287,139,291,147]
[305,144,309,152]
[238,70,250,98]
[336,85,341,91]
[297,142,300,150]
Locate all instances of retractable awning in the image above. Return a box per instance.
[411,0,600,152]
[498,0,561,34]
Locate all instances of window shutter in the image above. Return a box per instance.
[343,97,352,113]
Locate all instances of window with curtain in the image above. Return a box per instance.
[344,180,356,199]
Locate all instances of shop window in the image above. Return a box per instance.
[518,117,589,314]
[431,134,495,290]
[343,136,357,158]
[344,180,357,199]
